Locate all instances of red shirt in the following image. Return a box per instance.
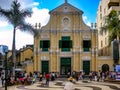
[45,73,50,79]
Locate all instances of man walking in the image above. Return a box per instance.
[45,73,50,86]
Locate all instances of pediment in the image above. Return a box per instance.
[49,2,83,15]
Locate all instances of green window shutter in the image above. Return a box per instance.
[61,58,71,65]
[69,40,72,48]
[62,36,70,40]
[84,48,89,52]
[59,40,62,48]
[61,48,70,52]
[40,40,43,48]
[48,40,50,48]
[88,41,91,48]
[42,48,48,51]
[83,40,85,48]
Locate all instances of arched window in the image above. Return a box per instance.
[102,64,109,72]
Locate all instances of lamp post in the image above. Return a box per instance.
[2,45,8,90]
[5,51,8,90]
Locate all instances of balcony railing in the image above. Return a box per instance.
[107,0,120,4]
[108,6,120,13]
[83,48,90,52]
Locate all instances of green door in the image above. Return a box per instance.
[60,58,71,75]
[41,61,49,74]
[83,61,90,75]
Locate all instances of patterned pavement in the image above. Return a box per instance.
[1,78,120,90]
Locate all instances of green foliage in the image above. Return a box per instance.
[103,10,120,45]
[103,10,120,65]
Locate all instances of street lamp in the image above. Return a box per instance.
[3,45,8,90]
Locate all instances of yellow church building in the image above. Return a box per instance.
[33,0,98,75]
[13,0,120,75]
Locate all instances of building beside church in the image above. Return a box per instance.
[96,0,120,56]
[96,0,120,72]
[33,0,98,75]
[16,45,34,73]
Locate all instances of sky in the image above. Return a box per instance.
[0,0,100,50]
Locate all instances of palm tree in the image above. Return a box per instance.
[0,0,38,75]
[102,10,120,65]
[103,10,120,44]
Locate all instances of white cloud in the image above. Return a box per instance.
[0,30,33,50]
[83,16,87,21]
[33,2,39,6]
[83,15,91,27]
[86,22,91,27]
[22,2,40,9]
[16,30,33,50]
[0,21,8,27]
[0,30,13,50]
[0,6,50,28]
[26,7,50,26]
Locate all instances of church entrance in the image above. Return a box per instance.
[83,61,90,75]
[60,57,71,75]
[41,61,49,74]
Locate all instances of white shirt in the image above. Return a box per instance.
[64,82,75,90]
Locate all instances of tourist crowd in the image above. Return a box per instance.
[0,70,117,87]
[0,71,57,87]
[69,70,117,82]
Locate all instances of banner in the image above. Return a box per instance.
[115,65,120,80]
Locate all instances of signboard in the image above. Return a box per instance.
[115,65,120,80]
[0,45,8,55]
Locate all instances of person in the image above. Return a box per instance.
[45,73,50,86]
[75,72,79,81]
[32,73,37,84]
[51,72,55,81]
[64,76,75,90]
[10,75,15,85]
[67,72,70,78]
[1,72,4,86]
[39,73,43,81]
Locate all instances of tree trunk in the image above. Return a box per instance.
[12,27,16,76]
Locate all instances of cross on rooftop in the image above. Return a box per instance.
[65,0,68,3]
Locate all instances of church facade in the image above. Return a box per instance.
[33,1,98,75]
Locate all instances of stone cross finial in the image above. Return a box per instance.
[65,0,68,3]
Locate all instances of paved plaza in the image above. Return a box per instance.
[0,78,120,90]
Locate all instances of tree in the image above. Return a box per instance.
[103,10,120,45]
[0,0,38,75]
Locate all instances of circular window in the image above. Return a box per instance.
[63,18,69,26]
[64,6,67,10]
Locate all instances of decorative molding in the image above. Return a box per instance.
[41,35,49,39]
[82,56,91,60]
[83,35,91,40]
[41,56,49,60]
[59,52,72,57]
[61,17,71,30]
[39,30,93,33]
